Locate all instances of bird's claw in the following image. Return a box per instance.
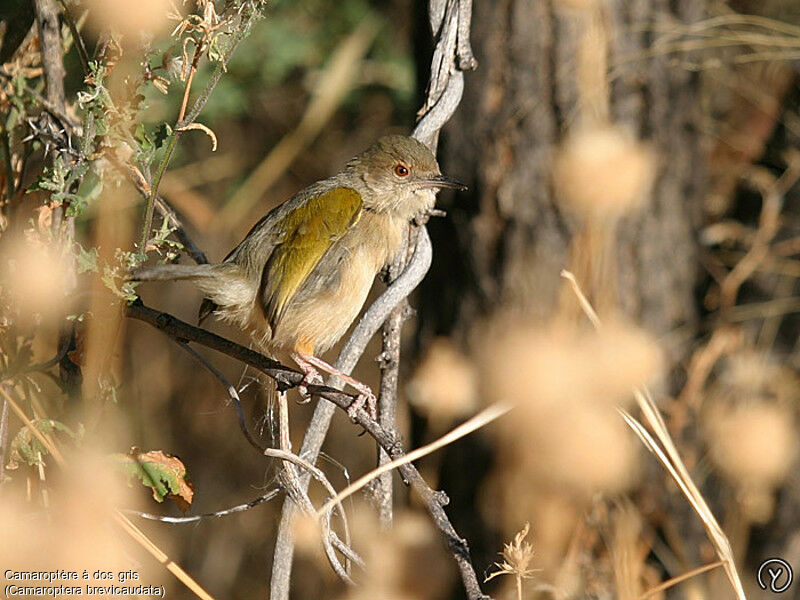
[297,369,324,403]
[346,386,377,422]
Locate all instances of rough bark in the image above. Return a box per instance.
[419,0,710,577]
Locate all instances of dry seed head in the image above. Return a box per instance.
[486,522,538,583]
[481,319,662,409]
[553,126,655,221]
[1,236,70,322]
[479,318,653,494]
[527,404,640,495]
[716,351,800,404]
[84,0,172,37]
[705,402,798,491]
[342,510,451,600]
[407,338,478,429]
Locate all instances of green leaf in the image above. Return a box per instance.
[73,165,104,208]
[113,450,194,511]
[153,123,172,150]
[7,420,79,469]
[75,244,99,274]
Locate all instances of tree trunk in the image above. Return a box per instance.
[425,0,706,339]
[418,0,711,588]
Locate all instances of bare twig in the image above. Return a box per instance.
[176,342,266,452]
[57,0,90,75]
[125,490,281,523]
[374,232,413,527]
[303,378,492,600]
[139,4,264,254]
[718,160,800,316]
[125,294,489,598]
[317,403,511,517]
[182,7,257,126]
[270,0,481,596]
[275,392,353,584]
[108,155,210,265]
[125,300,305,392]
[124,346,361,577]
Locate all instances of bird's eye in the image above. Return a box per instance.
[394,164,409,177]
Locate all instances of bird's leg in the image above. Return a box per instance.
[293,352,377,421]
[290,353,324,403]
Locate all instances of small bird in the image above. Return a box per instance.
[132,135,465,416]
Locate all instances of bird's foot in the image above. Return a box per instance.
[346,384,377,422]
[296,364,324,404]
[292,351,377,421]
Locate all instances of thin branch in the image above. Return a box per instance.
[57,0,90,75]
[108,155,210,265]
[182,9,255,126]
[270,0,480,595]
[266,445,357,580]
[275,392,353,584]
[303,379,492,600]
[139,4,263,255]
[176,341,266,452]
[140,128,179,255]
[124,305,373,573]
[155,196,210,265]
[317,404,511,517]
[374,232,414,527]
[125,300,304,391]
[33,0,66,112]
[125,490,281,523]
[125,295,488,599]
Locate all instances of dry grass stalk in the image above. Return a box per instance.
[1,388,216,599]
[316,403,512,518]
[639,560,725,600]
[561,270,747,600]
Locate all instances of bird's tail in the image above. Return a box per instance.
[129,263,253,327]
[129,264,217,282]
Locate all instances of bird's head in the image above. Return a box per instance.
[345,135,466,219]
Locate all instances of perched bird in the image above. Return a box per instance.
[132,135,465,416]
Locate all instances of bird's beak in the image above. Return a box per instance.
[419,174,468,191]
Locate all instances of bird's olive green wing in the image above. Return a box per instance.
[261,186,363,329]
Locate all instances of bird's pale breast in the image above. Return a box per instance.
[267,210,405,355]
